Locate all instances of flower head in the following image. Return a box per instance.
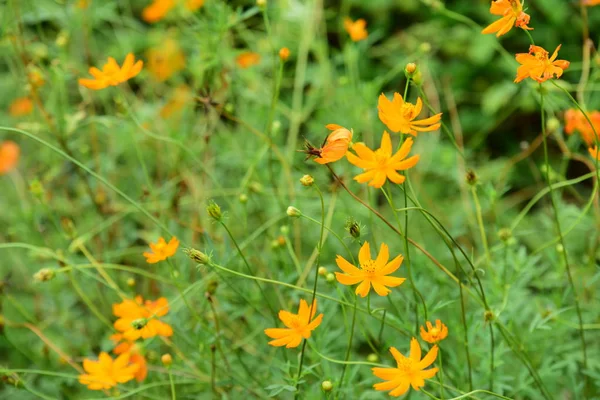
[79,53,143,90]
[313,124,353,164]
[344,18,368,42]
[113,296,173,341]
[144,237,179,264]
[584,0,600,5]
[78,352,139,390]
[185,0,204,11]
[110,334,148,382]
[9,97,33,116]
[372,338,439,397]
[378,93,442,136]
[346,131,419,188]
[0,141,20,175]
[482,0,532,37]
[515,45,570,83]
[236,52,261,69]
[564,109,600,146]
[147,38,185,81]
[335,242,406,297]
[142,0,175,23]
[420,320,448,344]
[264,299,323,348]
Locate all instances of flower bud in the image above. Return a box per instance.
[318,266,327,276]
[286,206,300,217]
[465,169,478,186]
[345,218,361,239]
[184,248,211,265]
[131,318,147,330]
[33,268,55,282]
[280,225,289,235]
[484,310,495,322]
[29,179,45,200]
[546,117,560,133]
[206,280,219,295]
[321,380,333,392]
[249,181,263,193]
[405,62,417,78]
[326,273,335,283]
[556,244,564,253]
[367,353,379,363]
[239,193,248,204]
[161,354,173,367]
[279,47,290,61]
[206,200,222,220]
[497,228,512,243]
[300,174,314,187]
[126,278,136,287]
[256,0,267,6]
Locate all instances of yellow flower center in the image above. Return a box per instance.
[396,357,415,373]
[533,49,549,61]
[374,149,389,165]
[400,103,417,120]
[289,316,303,330]
[430,328,440,338]
[361,259,378,275]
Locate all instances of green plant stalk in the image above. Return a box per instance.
[470,185,492,269]
[539,83,588,373]
[168,367,176,400]
[295,184,326,399]
[337,295,358,398]
[299,214,356,264]
[207,295,231,370]
[166,259,204,325]
[438,346,445,399]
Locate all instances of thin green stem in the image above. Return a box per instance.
[337,295,358,398]
[470,185,492,269]
[438,346,445,399]
[168,367,176,400]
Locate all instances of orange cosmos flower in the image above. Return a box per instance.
[185,0,204,10]
[584,0,600,5]
[373,338,439,397]
[346,131,420,188]
[420,320,448,344]
[146,38,185,81]
[144,237,179,263]
[9,97,33,116]
[264,299,323,348]
[564,109,600,146]
[335,241,406,297]
[344,18,368,42]
[79,53,143,90]
[236,52,261,69]
[481,0,532,37]
[78,352,139,390]
[589,146,600,160]
[514,45,570,83]
[110,334,148,382]
[142,0,175,23]
[0,141,20,175]
[378,93,442,136]
[313,124,353,164]
[113,296,173,341]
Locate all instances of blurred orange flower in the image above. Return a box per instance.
[420,319,448,344]
[346,131,420,188]
[144,237,179,263]
[142,0,175,23]
[344,18,368,42]
[79,53,143,90]
[335,241,405,297]
[372,338,439,397]
[236,52,261,69]
[584,0,600,5]
[160,85,193,119]
[314,124,353,164]
[9,97,33,116]
[589,146,600,160]
[0,141,20,175]
[378,93,442,136]
[110,334,148,382]
[264,299,323,348]
[564,109,600,146]
[78,352,139,390]
[113,296,173,341]
[514,45,570,83]
[147,39,185,81]
[482,0,532,37]
[185,0,204,10]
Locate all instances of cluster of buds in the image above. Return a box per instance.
[33,268,55,282]
[184,248,211,266]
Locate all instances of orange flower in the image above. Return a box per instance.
[236,52,261,69]
[378,93,442,136]
[584,0,600,5]
[142,0,175,23]
[279,47,290,61]
[346,131,420,188]
[78,352,139,390]
[144,237,179,263]
[9,97,33,116]
[160,85,193,119]
[344,18,368,42]
[185,0,204,10]
[420,320,448,344]
[79,53,143,90]
[110,334,148,382]
[589,146,600,160]
[372,338,439,397]
[77,0,91,8]
[482,0,532,37]
[0,141,20,175]
[264,299,323,348]
[564,109,600,146]
[113,296,173,341]
[514,45,570,83]
[147,39,185,82]
[335,241,405,297]
[314,124,353,164]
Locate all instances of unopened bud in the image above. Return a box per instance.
[556,244,564,253]
[126,278,136,287]
[29,179,45,200]
[318,266,327,276]
[279,47,290,61]
[326,273,335,283]
[33,268,55,282]
[131,318,147,330]
[206,200,222,220]
[497,228,512,243]
[249,181,263,193]
[321,380,333,392]
[184,248,211,265]
[239,193,248,204]
[405,62,417,76]
[484,310,495,322]
[345,218,361,239]
[161,353,173,366]
[206,280,219,295]
[367,353,379,363]
[465,169,478,186]
[286,206,300,217]
[300,175,314,187]
[546,117,560,133]
[256,0,267,6]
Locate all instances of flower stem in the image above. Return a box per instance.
[168,367,176,400]
[470,185,492,269]
[438,347,445,400]
[336,295,358,398]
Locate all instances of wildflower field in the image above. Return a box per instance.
[2,0,600,398]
